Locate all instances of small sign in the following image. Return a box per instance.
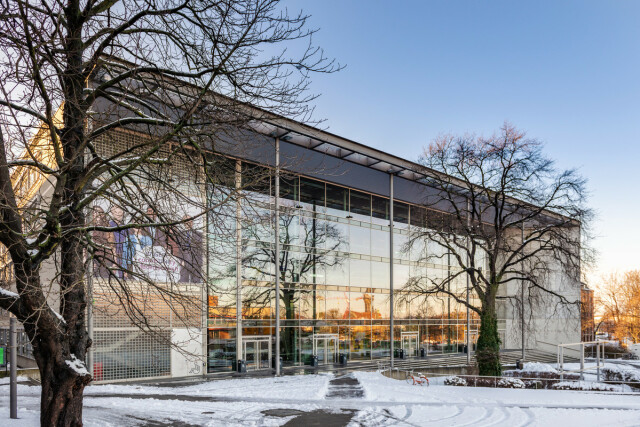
[0,346,6,367]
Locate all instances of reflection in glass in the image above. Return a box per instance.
[207,328,236,372]
[349,291,373,320]
[350,325,371,360]
[393,263,410,289]
[208,159,476,369]
[326,183,348,217]
[372,325,390,358]
[349,225,371,255]
[372,195,389,226]
[371,262,389,288]
[370,228,390,258]
[300,178,325,210]
[326,221,349,252]
[394,202,409,226]
[325,257,349,286]
[350,259,371,287]
[325,291,349,320]
[372,292,389,319]
[350,190,371,222]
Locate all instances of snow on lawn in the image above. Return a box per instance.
[1,375,332,427]
[86,372,331,401]
[353,371,640,426]
[354,371,640,408]
[2,371,640,426]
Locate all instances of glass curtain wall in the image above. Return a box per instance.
[206,158,481,371]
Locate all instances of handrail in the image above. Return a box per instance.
[557,340,617,381]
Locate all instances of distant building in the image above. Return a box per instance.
[581,283,595,342]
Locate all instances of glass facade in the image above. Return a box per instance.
[206,160,482,372]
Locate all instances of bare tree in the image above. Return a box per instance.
[405,123,591,376]
[597,271,640,344]
[0,0,337,424]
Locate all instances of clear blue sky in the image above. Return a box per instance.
[285,0,640,284]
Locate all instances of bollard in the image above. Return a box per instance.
[10,317,17,419]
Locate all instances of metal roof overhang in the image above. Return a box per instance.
[247,118,436,186]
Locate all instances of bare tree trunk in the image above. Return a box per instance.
[19,232,92,426]
[35,340,90,427]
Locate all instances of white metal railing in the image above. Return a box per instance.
[557,340,616,382]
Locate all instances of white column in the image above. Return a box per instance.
[235,160,243,365]
[389,173,394,368]
[274,137,281,376]
[521,221,526,361]
[466,199,471,365]
[87,206,94,377]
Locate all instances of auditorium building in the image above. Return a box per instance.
[2,93,582,383]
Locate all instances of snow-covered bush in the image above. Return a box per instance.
[602,364,640,389]
[523,362,558,373]
[444,376,524,389]
[444,376,467,387]
[552,381,624,392]
[497,378,525,388]
[504,361,579,388]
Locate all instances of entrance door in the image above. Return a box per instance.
[243,336,271,371]
[464,330,478,352]
[401,332,419,358]
[313,334,339,365]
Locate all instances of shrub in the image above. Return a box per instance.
[444,376,524,389]
[552,381,624,392]
[602,365,640,389]
[503,368,579,389]
[497,378,525,388]
[444,376,467,387]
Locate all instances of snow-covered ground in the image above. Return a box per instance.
[1,370,640,426]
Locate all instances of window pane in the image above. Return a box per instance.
[372,325,390,358]
[372,195,389,222]
[325,291,349,319]
[279,214,300,248]
[410,206,427,228]
[350,259,371,287]
[326,221,349,252]
[325,257,349,286]
[393,263,410,289]
[279,174,299,204]
[372,293,390,319]
[242,162,271,196]
[350,190,371,218]
[394,202,409,225]
[371,228,390,258]
[300,178,325,208]
[371,262,390,288]
[326,183,348,213]
[349,225,371,255]
[394,233,409,260]
[300,288,324,319]
[350,324,371,360]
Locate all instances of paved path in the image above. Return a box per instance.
[272,374,365,426]
[325,374,365,399]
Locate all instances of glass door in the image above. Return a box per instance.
[244,341,257,370]
[259,340,270,369]
[401,332,419,358]
[243,336,271,371]
[313,334,339,365]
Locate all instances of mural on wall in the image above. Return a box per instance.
[91,193,204,284]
